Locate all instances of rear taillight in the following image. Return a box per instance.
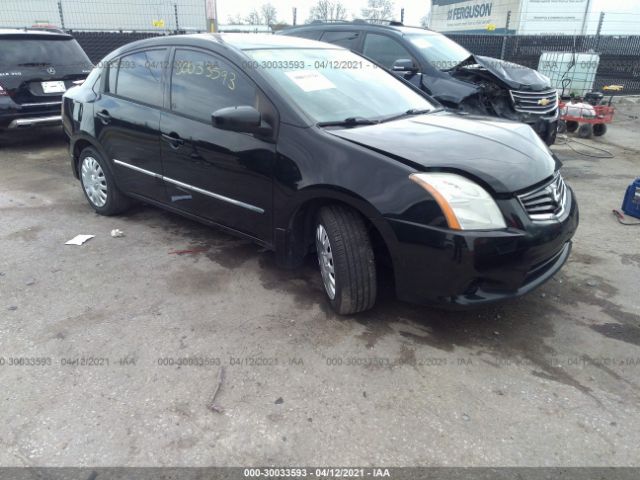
[0,84,8,96]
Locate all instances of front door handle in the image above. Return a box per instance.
[162,132,184,149]
[96,110,111,125]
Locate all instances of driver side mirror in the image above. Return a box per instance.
[211,106,272,137]
[392,58,418,72]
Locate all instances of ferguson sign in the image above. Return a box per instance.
[431,0,515,32]
[430,0,589,34]
[447,3,493,21]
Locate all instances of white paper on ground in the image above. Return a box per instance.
[65,234,95,245]
[284,70,336,92]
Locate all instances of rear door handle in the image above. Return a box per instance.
[96,110,111,125]
[162,132,185,149]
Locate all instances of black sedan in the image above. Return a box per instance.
[62,34,578,314]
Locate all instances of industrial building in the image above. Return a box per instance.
[429,0,594,35]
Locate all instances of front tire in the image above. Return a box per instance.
[557,120,567,134]
[315,205,377,315]
[566,120,579,133]
[78,147,130,215]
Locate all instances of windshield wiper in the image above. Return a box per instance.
[379,108,432,123]
[317,116,379,128]
[17,62,49,67]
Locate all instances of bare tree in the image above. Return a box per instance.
[227,14,245,25]
[307,0,349,23]
[260,3,278,26]
[360,0,395,22]
[244,9,262,25]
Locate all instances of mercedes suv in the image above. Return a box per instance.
[0,28,92,133]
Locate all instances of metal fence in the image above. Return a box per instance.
[1,0,208,32]
[67,32,640,96]
[447,34,640,95]
[2,1,639,95]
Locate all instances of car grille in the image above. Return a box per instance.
[509,89,558,114]
[518,173,567,220]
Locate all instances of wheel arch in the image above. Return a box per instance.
[70,134,110,179]
[276,188,398,282]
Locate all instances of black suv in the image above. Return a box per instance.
[280,22,559,145]
[0,29,92,132]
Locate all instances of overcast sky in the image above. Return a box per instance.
[217,0,640,27]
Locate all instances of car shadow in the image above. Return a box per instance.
[115,203,602,398]
[0,127,68,149]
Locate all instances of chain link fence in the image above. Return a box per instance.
[2,1,639,94]
[447,34,640,95]
[1,0,208,32]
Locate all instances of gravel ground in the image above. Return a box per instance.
[0,124,639,467]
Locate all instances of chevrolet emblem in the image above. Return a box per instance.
[538,98,551,106]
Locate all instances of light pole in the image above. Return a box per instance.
[580,0,592,35]
[206,0,219,32]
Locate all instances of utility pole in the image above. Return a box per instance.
[206,0,218,32]
[500,10,511,60]
[293,7,297,26]
[580,0,592,35]
[57,0,65,30]
[596,11,605,50]
[400,8,405,24]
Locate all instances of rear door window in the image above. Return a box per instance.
[169,49,257,123]
[320,31,360,49]
[0,37,91,69]
[362,33,414,68]
[114,49,166,107]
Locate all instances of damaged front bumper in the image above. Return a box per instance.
[518,108,559,145]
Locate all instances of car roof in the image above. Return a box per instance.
[217,33,340,50]
[105,33,341,60]
[281,22,437,36]
[0,27,71,38]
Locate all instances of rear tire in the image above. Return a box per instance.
[577,123,593,139]
[593,123,607,136]
[78,147,131,216]
[315,205,377,315]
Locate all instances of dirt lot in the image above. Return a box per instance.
[0,123,639,467]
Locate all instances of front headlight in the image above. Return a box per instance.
[409,172,506,230]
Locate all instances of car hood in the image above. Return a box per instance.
[327,111,557,194]
[469,55,551,91]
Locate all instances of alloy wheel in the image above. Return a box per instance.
[81,156,108,208]
[316,223,336,300]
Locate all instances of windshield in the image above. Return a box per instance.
[406,33,471,71]
[0,38,92,69]
[245,48,434,124]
